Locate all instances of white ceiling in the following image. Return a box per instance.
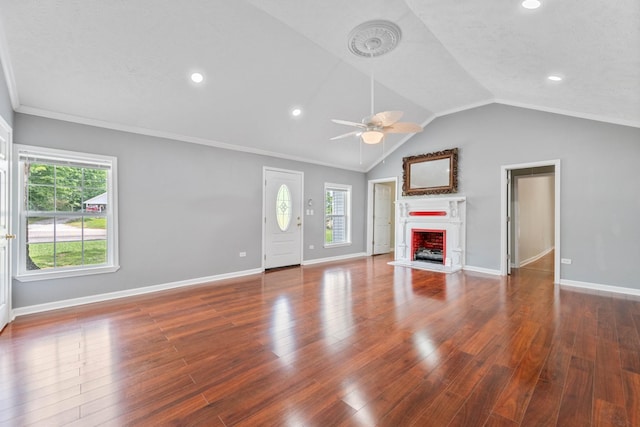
[0,0,638,171]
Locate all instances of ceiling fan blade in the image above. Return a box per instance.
[330,130,361,141]
[384,122,423,134]
[331,119,366,128]
[371,111,404,127]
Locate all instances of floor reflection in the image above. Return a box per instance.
[321,268,354,346]
[413,330,437,363]
[270,296,296,365]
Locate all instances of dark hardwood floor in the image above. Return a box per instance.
[1,254,639,426]
[518,250,555,274]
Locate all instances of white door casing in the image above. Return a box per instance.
[263,168,303,269]
[500,160,561,284]
[373,183,391,255]
[366,177,397,256]
[506,169,513,275]
[0,117,12,331]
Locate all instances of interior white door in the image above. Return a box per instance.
[0,119,12,331]
[373,183,391,255]
[264,169,303,269]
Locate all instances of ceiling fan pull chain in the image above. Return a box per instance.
[359,139,363,164]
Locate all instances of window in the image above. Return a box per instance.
[324,183,351,247]
[15,145,119,281]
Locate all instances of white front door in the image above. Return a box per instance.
[264,168,303,269]
[0,118,13,331]
[373,183,391,254]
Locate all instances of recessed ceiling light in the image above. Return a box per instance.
[190,72,204,83]
[547,75,563,82]
[522,0,541,9]
[291,108,302,117]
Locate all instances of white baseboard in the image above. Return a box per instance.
[11,268,264,318]
[463,265,503,276]
[302,252,367,266]
[560,279,640,297]
[520,247,554,268]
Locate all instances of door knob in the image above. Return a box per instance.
[4,234,15,239]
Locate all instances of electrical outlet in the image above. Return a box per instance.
[309,244,314,250]
[561,258,572,264]
[239,252,246,257]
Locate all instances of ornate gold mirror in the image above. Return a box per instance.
[402,148,458,196]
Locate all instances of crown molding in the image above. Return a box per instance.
[16,105,367,172]
[365,96,640,173]
[365,98,494,172]
[495,99,640,129]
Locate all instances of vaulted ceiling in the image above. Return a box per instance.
[0,0,638,171]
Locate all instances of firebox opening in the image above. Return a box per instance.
[412,229,446,264]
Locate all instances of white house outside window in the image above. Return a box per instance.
[15,145,119,281]
[324,183,351,247]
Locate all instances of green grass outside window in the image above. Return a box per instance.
[27,240,107,269]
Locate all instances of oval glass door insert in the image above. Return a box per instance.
[276,184,292,231]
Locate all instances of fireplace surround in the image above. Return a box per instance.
[390,197,466,273]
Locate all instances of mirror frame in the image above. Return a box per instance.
[402,148,458,196]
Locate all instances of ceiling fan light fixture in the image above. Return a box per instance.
[190,72,204,83]
[521,0,541,9]
[361,130,384,144]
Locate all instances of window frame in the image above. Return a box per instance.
[324,182,352,248]
[14,144,119,282]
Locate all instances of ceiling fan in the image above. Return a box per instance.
[330,110,423,145]
[330,20,423,145]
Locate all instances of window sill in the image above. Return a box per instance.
[15,265,120,282]
[324,242,352,249]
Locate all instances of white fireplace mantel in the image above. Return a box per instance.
[390,197,466,273]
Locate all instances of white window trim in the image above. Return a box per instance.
[324,182,352,248]
[14,144,119,282]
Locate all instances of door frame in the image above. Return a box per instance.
[0,114,12,329]
[500,159,561,283]
[262,166,304,269]
[366,176,397,256]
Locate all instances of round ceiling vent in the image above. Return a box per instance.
[348,20,402,58]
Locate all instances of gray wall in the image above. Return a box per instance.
[12,113,366,308]
[368,103,640,290]
[0,57,13,128]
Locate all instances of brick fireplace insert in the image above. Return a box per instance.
[411,229,446,264]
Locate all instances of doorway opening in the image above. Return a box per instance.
[366,177,397,256]
[500,160,560,283]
